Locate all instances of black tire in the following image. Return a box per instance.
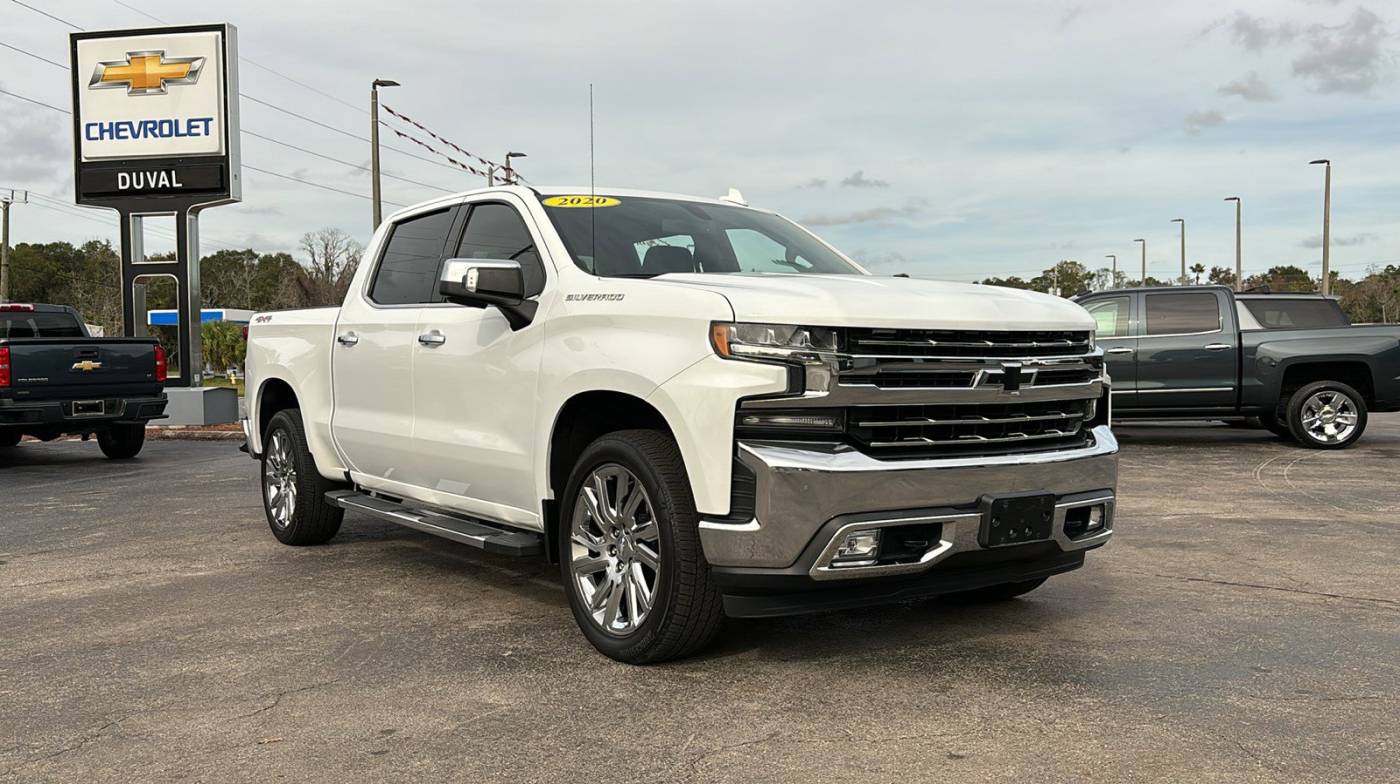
[1259,411,1293,439]
[97,423,146,459]
[0,430,21,448]
[557,429,724,664]
[261,408,343,545]
[1285,380,1368,450]
[943,577,1049,603]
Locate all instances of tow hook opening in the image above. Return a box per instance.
[829,523,943,568]
[1063,503,1108,539]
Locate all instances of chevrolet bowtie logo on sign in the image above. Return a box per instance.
[90,50,205,96]
[71,360,104,372]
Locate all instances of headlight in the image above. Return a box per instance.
[710,322,839,363]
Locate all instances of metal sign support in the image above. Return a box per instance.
[117,207,204,387]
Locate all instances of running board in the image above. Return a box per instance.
[325,490,543,557]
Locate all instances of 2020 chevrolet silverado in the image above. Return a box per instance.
[1076,286,1400,448]
[0,303,168,458]
[241,186,1118,663]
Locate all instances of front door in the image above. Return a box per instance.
[331,205,458,481]
[1084,295,1137,411]
[407,199,549,528]
[1134,290,1238,412]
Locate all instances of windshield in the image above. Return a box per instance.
[538,195,863,277]
[0,311,85,338]
[1240,298,1349,329]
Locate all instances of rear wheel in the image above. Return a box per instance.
[943,577,1049,603]
[261,409,343,545]
[558,429,724,664]
[97,423,145,459]
[0,430,20,448]
[1286,381,1367,450]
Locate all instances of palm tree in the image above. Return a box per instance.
[1190,263,1206,284]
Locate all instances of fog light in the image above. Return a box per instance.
[1064,503,1108,539]
[1086,505,1105,532]
[832,529,881,567]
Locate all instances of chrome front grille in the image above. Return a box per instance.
[847,399,1094,457]
[847,328,1092,359]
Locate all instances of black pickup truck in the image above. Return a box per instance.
[0,303,167,459]
[1074,286,1400,449]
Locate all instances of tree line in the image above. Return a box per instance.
[980,261,1400,323]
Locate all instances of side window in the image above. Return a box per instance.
[369,208,456,305]
[1084,297,1130,338]
[456,203,545,297]
[726,228,813,273]
[1145,292,1221,336]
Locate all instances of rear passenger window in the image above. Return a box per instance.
[456,204,545,297]
[369,208,456,305]
[1145,293,1221,335]
[1085,297,1130,338]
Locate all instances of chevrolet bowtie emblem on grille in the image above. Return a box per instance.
[72,360,103,372]
[1000,361,1024,393]
[90,50,205,96]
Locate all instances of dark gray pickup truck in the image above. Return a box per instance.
[0,303,167,459]
[1074,286,1400,449]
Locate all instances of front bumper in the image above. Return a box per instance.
[0,395,167,428]
[699,426,1119,612]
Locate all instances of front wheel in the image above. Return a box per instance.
[558,429,724,664]
[1286,381,1368,449]
[97,423,145,459]
[261,409,343,545]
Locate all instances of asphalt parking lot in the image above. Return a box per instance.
[2,419,1397,783]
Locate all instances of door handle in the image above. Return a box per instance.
[1204,343,1232,351]
[1105,347,1135,355]
[337,333,359,347]
[418,331,447,347]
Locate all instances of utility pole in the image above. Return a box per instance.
[1105,254,1117,289]
[1,190,28,302]
[1224,197,1242,291]
[1170,218,1186,284]
[1134,238,1146,285]
[370,78,400,230]
[1310,159,1332,295]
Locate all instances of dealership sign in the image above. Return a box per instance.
[70,24,240,207]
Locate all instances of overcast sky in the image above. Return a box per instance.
[2,0,1397,283]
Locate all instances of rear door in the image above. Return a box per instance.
[1082,295,1137,411]
[1135,289,1238,412]
[331,205,459,481]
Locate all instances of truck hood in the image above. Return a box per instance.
[654,274,1095,331]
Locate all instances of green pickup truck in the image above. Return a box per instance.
[0,303,168,458]
[1075,286,1400,449]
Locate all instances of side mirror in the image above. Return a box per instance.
[439,258,538,330]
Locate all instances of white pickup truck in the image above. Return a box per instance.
[242,185,1118,663]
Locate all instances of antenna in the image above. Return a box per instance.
[589,83,596,272]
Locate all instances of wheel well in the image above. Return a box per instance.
[1280,362,1374,406]
[542,391,673,563]
[257,378,300,439]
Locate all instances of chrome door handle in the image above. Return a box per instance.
[1105,347,1135,355]
[417,331,446,347]
[337,333,359,347]
[1204,343,1232,351]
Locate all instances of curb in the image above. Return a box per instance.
[146,428,246,441]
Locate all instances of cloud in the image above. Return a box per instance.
[796,177,827,189]
[1292,7,1390,94]
[801,203,919,226]
[1059,5,1084,28]
[1184,109,1226,134]
[1299,232,1376,248]
[840,170,890,188]
[1218,72,1277,101]
[1224,12,1297,51]
[0,94,68,181]
[851,250,911,270]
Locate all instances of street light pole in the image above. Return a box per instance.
[1224,197,1242,291]
[1170,218,1185,284]
[1105,254,1116,289]
[370,78,400,230]
[503,151,527,185]
[1310,159,1332,295]
[1134,238,1146,285]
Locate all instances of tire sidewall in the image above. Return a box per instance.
[261,410,316,542]
[558,436,681,661]
[1287,381,1367,449]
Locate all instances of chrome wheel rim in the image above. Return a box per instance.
[1300,390,1358,444]
[569,464,661,636]
[264,430,298,528]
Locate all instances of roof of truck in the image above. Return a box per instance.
[386,184,768,222]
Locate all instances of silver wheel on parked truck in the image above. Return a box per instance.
[260,409,344,545]
[1285,381,1367,449]
[558,429,724,664]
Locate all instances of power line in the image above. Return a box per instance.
[9,0,81,29]
[0,86,70,114]
[244,165,407,207]
[0,39,66,68]
[241,130,453,192]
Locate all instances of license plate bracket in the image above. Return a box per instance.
[72,400,105,417]
[979,492,1056,548]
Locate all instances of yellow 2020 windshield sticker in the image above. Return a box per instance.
[543,195,620,208]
